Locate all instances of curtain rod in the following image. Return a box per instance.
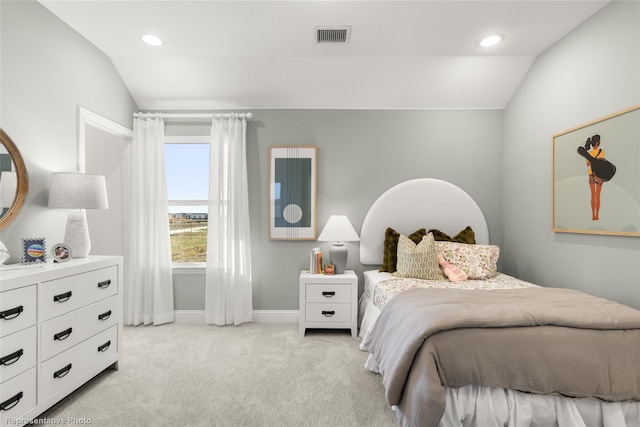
[133,112,253,121]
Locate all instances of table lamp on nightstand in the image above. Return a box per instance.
[317,214,360,274]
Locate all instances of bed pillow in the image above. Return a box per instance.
[428,226,476,244]
[379,227,427,273]
[395,233,444,280]
[435,241,499,279]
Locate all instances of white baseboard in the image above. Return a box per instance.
[174,310,299,324]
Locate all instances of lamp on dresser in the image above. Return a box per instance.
[317,214,360,274]
[48,172,109,258]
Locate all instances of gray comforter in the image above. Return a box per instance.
[361,287,640,427]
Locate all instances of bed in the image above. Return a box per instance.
[358,178,640,427]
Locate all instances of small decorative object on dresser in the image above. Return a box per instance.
[0,256,122,427]
[20,238,46,264]
[51,243,72,263]
[299,270,357,337]
[324,264,335,275]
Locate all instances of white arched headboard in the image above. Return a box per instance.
[360,178,489,265]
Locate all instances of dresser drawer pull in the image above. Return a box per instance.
[53,291,72,303]
[321,310,336,317]
[98,310,112,321]
[0,349,24,366]
[54,328,73,341]
[0,392,23,411]
[97,340,111,353]
[97,279,112,289]
[322,291,336,297]
[53,363,72,379]
[0,305,24,320]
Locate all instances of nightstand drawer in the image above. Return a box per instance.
[306,284,352,303]
[0,285,36,338]
[40,266,118,321]
[305,303,351,322]
[0,326,36,384]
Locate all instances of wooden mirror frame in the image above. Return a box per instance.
[0,129,29,231]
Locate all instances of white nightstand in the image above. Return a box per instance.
[299,270,358,337]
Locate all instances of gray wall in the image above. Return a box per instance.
[0,1,137,262]
[502,1,640,307]
[171,109,504,310]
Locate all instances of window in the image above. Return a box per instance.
[164,137,210,263]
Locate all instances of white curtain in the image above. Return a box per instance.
[124,116,175,326]
[205,115,253,325]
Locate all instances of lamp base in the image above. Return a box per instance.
[330,242,348,274]
[64,211,91,258]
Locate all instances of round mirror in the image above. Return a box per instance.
[0,129,29,230]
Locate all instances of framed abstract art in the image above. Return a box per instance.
[268,146,318,240]
[552,105,640,236]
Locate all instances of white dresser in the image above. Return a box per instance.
[0,256,122,427]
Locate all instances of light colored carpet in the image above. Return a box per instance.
[35,323,398,427]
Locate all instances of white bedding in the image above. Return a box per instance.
[359,270,640,427]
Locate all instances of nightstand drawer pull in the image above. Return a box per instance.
[53,364,72,379]
[321,310,336,317]
[0,392,23,411]
[0,349,24,366]
[98,279,112,289]
[98,310,112,321]
[0,305,23,320]
[53,291,72,303]
[97,340,111,353]
[54,328,73,341]
[322,291,335,297]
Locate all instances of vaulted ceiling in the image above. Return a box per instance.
[39,0,609,110]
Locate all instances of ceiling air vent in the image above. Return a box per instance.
[315,26,351,44]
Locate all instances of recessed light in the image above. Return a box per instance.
[480,35,502,48]
[142,34,163,47]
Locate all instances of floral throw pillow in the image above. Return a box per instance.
[395,233,444,280]
[435,241,499,279]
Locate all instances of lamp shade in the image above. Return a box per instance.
[0,171,17,208]
[48,173,109,209]
[317,215,360,242]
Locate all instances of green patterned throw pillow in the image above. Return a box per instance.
[395,233,444,280]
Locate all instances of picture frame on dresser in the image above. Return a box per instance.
[51,243,72,263]
[20,237,46,264]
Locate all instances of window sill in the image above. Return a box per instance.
[172,263,206,274]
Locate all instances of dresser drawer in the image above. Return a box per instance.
[0,326,36,384]
[0,367,36,427]
[0,285,36,338]
[40,266,118,321]
[40,295,118,362]
[305,303,351,322]
[39,324,118,403]
[306,284,352,303]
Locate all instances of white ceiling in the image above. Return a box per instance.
[39,0,609,110]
